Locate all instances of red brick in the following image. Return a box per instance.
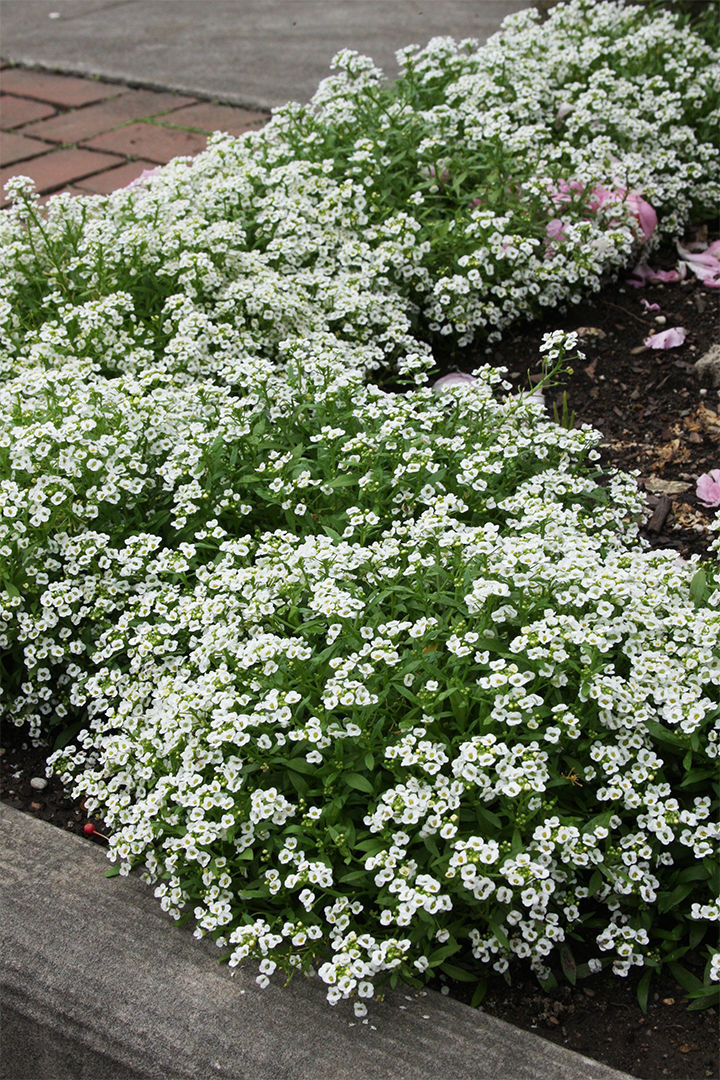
[83,123,208,164]
[0,147,124,203]
[25,89,199,145]
[157,102,268,136]
[0,69,127,108]
[75,158,159,194]
[0,94,57,129]
[0,131,54,167]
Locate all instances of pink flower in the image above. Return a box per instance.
[644,326,686,349]
[696,469,720,508]
[676,240,720,288]
[432,372,477,390]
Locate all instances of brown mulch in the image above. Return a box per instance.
[1,231,718,1080]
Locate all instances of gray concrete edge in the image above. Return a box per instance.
[0,56,273,113]
[0,802,633,1080]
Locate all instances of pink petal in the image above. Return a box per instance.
[627,262,684,288]
[696,470,720,508]
[550,179,584,206]
[644,326,686,350]
[640,299,661,313]
[676,240,720,288]
[590,186,657,239]
[126,166,161,189]
[432,372,477,390]
[626,191,657,240]
[546,218,567,241]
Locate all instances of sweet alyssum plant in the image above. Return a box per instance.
[0,0,718,1016]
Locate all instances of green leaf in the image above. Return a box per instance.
[687,988,720,1011]
[658,882,694,914]
[488,918,509,949]
[689,569,707,607]
[477,807,503,831]
[588,870,603,896]
[104,867,120,878]
[668,962,704,994]
[538,971,558,991]
[428,941,461,966]
[338,870,366,885]
[689,923,707,950]
[636,970,652,1014]
[643,718,687,748]
[287,770,309,795]
[278,756,317,774]
[328,475,358,489]
[344,772,374,794]
[560,944,577,986]
[470,980,488,1008]
[52,719,84,751]
[441,962,476,982]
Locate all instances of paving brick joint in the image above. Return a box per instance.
[0,66,269,206]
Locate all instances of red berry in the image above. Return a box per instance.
[83,823,96,836]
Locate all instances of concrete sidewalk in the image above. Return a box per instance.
[0,1,530,111]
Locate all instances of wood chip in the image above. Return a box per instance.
[647,496,672,534]
[643,477,692,496]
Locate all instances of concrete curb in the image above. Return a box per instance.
[0,803,632,1080]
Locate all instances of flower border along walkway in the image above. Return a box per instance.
[0,802,631,1080]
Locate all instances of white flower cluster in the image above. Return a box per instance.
[263,0,719,342]
[1,0,718,1011]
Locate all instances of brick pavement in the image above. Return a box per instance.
[0,66,269,207]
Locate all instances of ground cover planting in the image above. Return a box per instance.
[1,0,719,1036]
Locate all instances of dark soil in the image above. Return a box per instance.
[480,236,720,564]
[1,232,718,1080]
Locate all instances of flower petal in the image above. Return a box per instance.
[696,469,720,508]
[676,240,720,288]
[627,262,683,288]
[644,326,686,349]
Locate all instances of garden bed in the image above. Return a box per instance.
[1,3,719,1078]
[2,252,718,1080]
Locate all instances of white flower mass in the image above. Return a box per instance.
[1,0,718,1010]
